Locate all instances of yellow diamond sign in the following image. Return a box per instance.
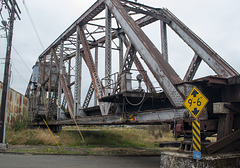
[184,86,208,119]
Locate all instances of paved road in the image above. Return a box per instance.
[0,154,160,168]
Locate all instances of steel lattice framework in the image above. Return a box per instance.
[25,0,240,154]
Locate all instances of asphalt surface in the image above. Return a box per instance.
[0,154,160,168]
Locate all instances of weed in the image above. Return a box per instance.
[6,125,180,148]
[11,117,28,132]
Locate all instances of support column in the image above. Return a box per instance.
[160,21,168,62]
[105,6,112,95]
[57,41,64,120]
[42,55,46,104]
[119,35,123,73]
[78,26,108,115]
[94,46,98,106]
[48,52,53,120]
[213,102,234,140]
[75,27,84,117]
[52,49,74,118]
[68,59,71,85]
[38,58,42,105]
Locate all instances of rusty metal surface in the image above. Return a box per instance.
[25,0,240,154]
[206,129,240,154]
[78,26,110,115]
[31,107,187,126]
[183,54,202,82]
[38,0,105,59]
[52,49,74,118]
[0,82,28,124]
[105,0,184,107]
[163,8,239,78]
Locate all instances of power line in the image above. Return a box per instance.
[12,45,32,73]
[12,64,28,83]
[22,0,44,50]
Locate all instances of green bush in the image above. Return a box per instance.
[11,117,28,132]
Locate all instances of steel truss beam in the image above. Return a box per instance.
[25,0,240,155]
[104,0,184,107]
[74,27,83,117]
[121,43,136,73]
[57,41,64,119]
[33,108,187,125]
[118,33,156,93]
[184,54,202,82]
[38,0,106,59]
[105,7,112,93]
[52,49,74,118]
[26,0,239,121]
[162,9,238,78]
[78,26,110,115]
[83,82,94,109]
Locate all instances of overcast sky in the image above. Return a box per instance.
[0,0,240,95]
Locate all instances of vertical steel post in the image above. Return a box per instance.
[68,59,71,85]
[42,56,46,104]
[38,58,42,104]
[119,36,123,73]
[74,38,79,117]
[75,27,84,117]
[48,52,53,119]
[94,46,98,106]
[105,6,112,95]
[160,21,168,62]
[52,49,74,117]
[57,41,64,119]
[42,56,46,84]
[0,1,15,143]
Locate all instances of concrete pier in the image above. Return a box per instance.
[160,151,240,168]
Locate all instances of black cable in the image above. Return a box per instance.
[12,45,32,73]
[12,64,28,83]
[22,0,44,50]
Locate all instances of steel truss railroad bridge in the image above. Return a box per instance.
[26,0,240,154]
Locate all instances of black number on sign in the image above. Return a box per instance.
[188,99,192,107]
[197,98,201,106]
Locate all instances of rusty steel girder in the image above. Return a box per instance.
[26,0,239,119]
[105,0,184,107]
[26,0,240,154]
[52,49,74,118]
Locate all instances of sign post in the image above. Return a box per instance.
[183,86,208,160]
[192,120,201,160]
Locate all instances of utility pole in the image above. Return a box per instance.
[0,0,19,148]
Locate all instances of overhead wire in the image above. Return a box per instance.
[22,0,44,50]
[12,45,32,73]
[12,64,28,83]
[0,10,32,81]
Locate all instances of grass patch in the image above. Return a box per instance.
[6,128,60,145]
[81,128,152,147]
[6,124,180,148]
[5,124,182,155]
